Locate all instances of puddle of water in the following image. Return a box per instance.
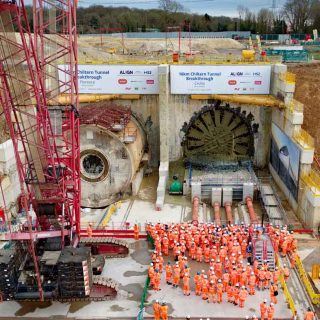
[120,283,143,301]
[124,270,147,277]
[130,241,152,266]
[68,301,91,313]
[15,301,52,316]
[110,304,125,311]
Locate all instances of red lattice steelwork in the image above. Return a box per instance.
[79,103,131,130]
[0,0,79,300]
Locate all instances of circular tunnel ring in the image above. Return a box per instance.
[80,149,109,183]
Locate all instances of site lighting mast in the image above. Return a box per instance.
[0,0,80,300]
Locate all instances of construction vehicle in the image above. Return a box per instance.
[0,0,125,301]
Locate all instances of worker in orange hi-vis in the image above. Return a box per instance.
[269,282,278,304]
[204,245,210,263]
[189,243,196,260]
[260,299,268,320]
[304,308,315,320]
[162,236,169,256]
[160,302,168,320]
[240,268,248,287]
[133,223,139,240]
[183,274,191,296]
[273,267,280,284]
[153,299,161,320]
[226,283,234,303]
[222,272,230,292]
[220,245,227,263]
[258,267,266,291]
[158,253,164,273]
[173,262,180,288]
[264,269,272,289]
[216,279,223,303]
[215,259,223,279]
[154,269,161,291]
[267,303,275,320]
[148,263,155,288]
[282,264,290,281]
[201,275,209,300]
[248,272,256,295]
[290,250,298,269]
[233,283,240,306]
[196,246,203,262]
[281,237,288,257]
[194,271,202,296]
[165,261,173,285]
[87,223,93,238]
[239,286,248,308]
[207,280,216,303]
[230,267,237,286]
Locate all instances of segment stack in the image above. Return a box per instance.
[58,247,93,298]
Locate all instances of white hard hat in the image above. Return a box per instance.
[264,299,267,303]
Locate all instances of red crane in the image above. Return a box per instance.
[0,0,80,300]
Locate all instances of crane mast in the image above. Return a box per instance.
[0,0,80,300]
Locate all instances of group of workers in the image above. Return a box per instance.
[147,222,300,320]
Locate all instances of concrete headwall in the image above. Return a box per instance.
[269,66,319,231]
[111,97,272,168]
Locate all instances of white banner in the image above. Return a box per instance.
[170,65,271,94]
[58,65,159,94]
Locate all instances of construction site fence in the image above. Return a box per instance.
[137,276,150,320]
[295,255,320,305]
[275,255,297,315]
[137,231,154,320]
[266,49,309,63]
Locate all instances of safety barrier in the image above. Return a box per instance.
[267,49,309,63]
[100,201,122,228]
[293,128,315,150]
[275,255,297,315]
[137,276,150,320]
[295,255,320,305]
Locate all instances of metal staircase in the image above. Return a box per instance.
[253,234,275,271]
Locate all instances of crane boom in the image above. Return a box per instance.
[0,0,80,300]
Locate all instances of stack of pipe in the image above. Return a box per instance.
[245,196,258,224]
[213,202,221,226]
[224,202,233,225]
[192,196,199,225]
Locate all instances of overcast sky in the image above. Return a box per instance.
[77,0,285,17]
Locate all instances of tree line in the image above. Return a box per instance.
[24,0,320,35]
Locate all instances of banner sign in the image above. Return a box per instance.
[58,65,159,94]
[170,65,271,94]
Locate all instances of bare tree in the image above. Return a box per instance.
[283,0,314,32]
[158,0,185,13]
[257,9,274,33]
